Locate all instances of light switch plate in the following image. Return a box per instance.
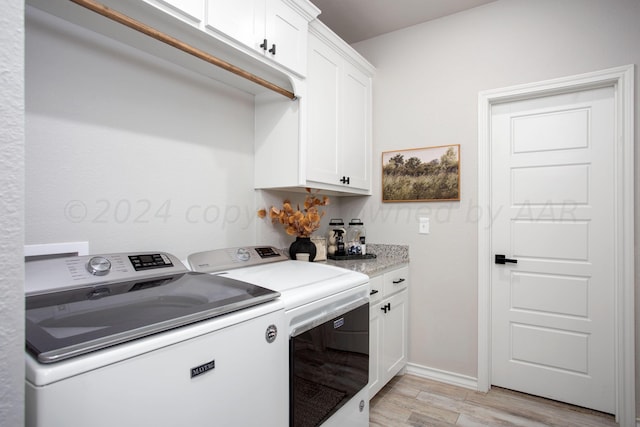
[419,217,430,234]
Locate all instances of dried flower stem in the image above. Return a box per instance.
[257,189,329,237]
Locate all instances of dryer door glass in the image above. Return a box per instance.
[290,302,369,427]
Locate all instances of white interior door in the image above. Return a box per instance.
[490,86,616,413]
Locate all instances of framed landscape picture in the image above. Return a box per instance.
[382,144,460,202]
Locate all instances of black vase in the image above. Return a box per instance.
[289,237,316,262]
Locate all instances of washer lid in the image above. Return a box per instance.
[26,272,279,364]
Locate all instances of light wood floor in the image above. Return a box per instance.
[369,374,617,426]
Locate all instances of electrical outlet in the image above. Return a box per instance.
[419,217,430,234]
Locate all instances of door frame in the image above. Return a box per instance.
[477,65,635,424]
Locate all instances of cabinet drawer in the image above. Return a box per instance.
[383,266,409,296]
[368,275,383,304]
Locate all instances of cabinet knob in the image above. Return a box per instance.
[392,278,405,284]
[381,302,391,313]
[339,176,350,184]
[268,44,276,55]
[260,39,268,51]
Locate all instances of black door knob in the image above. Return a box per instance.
[495,254,518,264]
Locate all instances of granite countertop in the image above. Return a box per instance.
[324,243,409,276]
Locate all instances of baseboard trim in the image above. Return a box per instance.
[405,363,478,391]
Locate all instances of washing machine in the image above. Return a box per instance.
[25,251,288,427]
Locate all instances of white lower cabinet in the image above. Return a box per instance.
[369,265,409,398]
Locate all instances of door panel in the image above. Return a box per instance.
[511,164,590,204]
[512,220,589,260]
[511,272,588,317]
[511,107,590,152]
[491,86,615,413]
[510,323,588,373]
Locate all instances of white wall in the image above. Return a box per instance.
[25,7,258,261]
[349,0,639,409]
[0,0,24,425]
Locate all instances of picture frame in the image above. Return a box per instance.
[382,144,460,202]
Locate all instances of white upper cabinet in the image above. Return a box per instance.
[306,22,373,193]
[341,62,370,191]
[306,34,341,187]
[150,0,205,24]
[254,20,374,196]
[206,0,265,51]
[266,0,310,75]
[206,0,317,75]
[307,38,371,192]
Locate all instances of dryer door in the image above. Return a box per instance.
[290,301,369,427]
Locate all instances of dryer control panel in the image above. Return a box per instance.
[188,246,287,273]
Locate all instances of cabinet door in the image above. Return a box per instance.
[150,0,204,24]
[306,34,341,185]
[381,290,408,384]
[368,302,383,398]
[206,0,265,50]
[265,0,308,74]
[340,61,371,191]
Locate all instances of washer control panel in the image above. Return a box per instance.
[25,252,186,296]
[188,246,287,273]
[128,253,174,271]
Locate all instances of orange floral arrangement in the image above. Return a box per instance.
[258,189,329,238]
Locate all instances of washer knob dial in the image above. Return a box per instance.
[235,248,251,262]
[86,256,112,276]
